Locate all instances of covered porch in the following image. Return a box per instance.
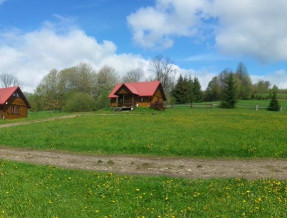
[114,93,137,108]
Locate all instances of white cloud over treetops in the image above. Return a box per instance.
[0,17,286,93]
[128,0,287,63]
[251,70,287,90]
[0,21,151,92]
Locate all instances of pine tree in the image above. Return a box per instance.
[187,76,194,103]
[221,73,237,108]
[267,91,281,111]
[193,77,203,102]
[171,75,189,104]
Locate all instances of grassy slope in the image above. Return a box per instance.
[0,107,286,158]
[0,160,286,217]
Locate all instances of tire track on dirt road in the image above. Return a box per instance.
[0,147,287,180]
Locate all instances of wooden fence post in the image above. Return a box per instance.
[255,104,258,111]
[280,106,283,111]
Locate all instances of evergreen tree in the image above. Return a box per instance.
[221,73,237,108]
[187,76,194,103]
[193,77,203,102]
[171,75,189,104]
[267,89,281,111]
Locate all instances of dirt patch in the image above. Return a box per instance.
[1,146,287,180]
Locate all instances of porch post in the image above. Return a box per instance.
[116,97,118,107]
[132,95,134,107]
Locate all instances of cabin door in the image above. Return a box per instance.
[118,94,124,106]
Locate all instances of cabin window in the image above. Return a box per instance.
[12,92,20,98]
[11,106,20,115]
[140,97,143,102]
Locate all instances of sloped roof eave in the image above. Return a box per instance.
[108,81,165,99]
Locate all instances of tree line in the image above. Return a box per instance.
[170,62,283,107]
[25,56,177,112]
[0,58,284,112]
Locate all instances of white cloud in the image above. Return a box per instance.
[128,0,287,62]
[251,70,287,89]
[0,21,150,92]
[127,0,209,49]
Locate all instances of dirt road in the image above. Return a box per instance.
[0,146,287,179]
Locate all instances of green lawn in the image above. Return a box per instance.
[0,107,286,158]
[0,160,286,217]
[177,99,287,109]
[1,103,286,217]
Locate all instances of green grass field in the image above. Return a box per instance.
[0,106,286,158]
[1,102,286,216]
[1,160,287,217]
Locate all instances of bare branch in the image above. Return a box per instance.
[122,68,144,83]
[0,73,20,88]
[150,55,176,93]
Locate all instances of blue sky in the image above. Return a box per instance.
[0,0,287,92]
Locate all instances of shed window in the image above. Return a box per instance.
[11,106,20,115]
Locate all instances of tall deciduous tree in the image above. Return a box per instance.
[0,73,20,88]
[122,68,144,83]
[96,65,119,97]
[221,72,237,108]
[36,69,63,110]
[204,76,221,101]
[150,55,176,94]
[252,80,270,98]
[235,62,252,99]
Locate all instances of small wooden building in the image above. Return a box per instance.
[0,86,31,119]
[108,81,166,108]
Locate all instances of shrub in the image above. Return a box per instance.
[150,100,165,110]
[63,93,96,112]
[94,89,110,110]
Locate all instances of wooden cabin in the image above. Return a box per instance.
[108,81,166,109]
[0,86,31,119]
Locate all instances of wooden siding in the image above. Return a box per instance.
[110,86,165,108]
[151,89,164,104]
[1,97,28,119]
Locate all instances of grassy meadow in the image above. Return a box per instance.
[0,104,286,158]
[1,160,287,217]
[0,101,286,216]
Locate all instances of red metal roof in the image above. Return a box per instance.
[0,86,19,105]
[108,81,162,98]
[0,86,31,108]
